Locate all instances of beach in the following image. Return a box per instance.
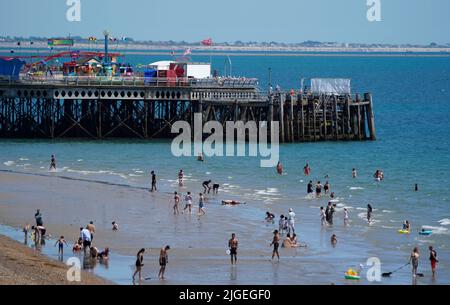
[0,233,110,285]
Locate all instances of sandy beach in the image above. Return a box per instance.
[0,234,110,285]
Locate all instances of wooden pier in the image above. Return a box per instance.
[0,77,376,142]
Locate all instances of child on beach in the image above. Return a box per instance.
[198,193,206,216]
[278,215,285,233]
[73,238,83,252]
[54,236,68,256]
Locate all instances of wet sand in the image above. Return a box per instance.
[0,234,110,285]
[0,171,444,285]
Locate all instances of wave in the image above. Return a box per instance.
[19,157,29,161]
[438,218,450,226]
[3,161,15,166]
[349,187,364,190]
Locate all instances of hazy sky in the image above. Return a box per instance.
[0,0,449,44]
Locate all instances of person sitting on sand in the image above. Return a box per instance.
[112,221,119,231]
[282,234,292,248]
[289,234,299,247]
[265,211,275,222]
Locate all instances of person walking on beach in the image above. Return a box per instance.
[159,245,170,280]
[178,170,184,186]
[202,180,212,194]
[287,208,296,235]
[307,180,313,194]
[429,246,438,277]
[304,163,310,176]
[35,209,43,226]
[198,193,206,216]
[150,171,157,192]
[183,192,193,214]
[55,236,68,257]
[173,191,181,215]
[367,204,373,223]
[315,181,323,198]
[49,154,56,171]
[352,168,357,178]
[276,161,283,175]
[344,208,349,226]
[409,247,420,278]
[228,233,238,265]
[132,248,145,282]
[270,230,280,261]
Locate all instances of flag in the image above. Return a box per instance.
[183,47,192,56]
[201,38,212,46]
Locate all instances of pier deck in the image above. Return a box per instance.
[0,77,375,142]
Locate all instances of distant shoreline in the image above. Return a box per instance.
[1,41,450,55]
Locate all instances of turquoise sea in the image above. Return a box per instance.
[1,52,450,284]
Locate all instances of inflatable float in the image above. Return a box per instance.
[419,230,433,236]
[398,229,410,234]
[344,269,360,280]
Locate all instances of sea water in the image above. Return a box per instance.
[1,53,449,284]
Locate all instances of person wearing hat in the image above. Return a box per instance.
[159,245,171,280]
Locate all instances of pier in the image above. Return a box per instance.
[0,77,376,142]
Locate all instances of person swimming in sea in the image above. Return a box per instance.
[402,220,410,231]
[324,181,330,195]
[265,211,275,222]
[331,234,337,246]
[307,180,313,194]
[352,168,357,178]
[303,163,310,176]
[49,155,56,171]
[315,181,323,198]
[367,204,373,223]
[276,161,283,175]
[112,221,119,231]
[197,153,204,162]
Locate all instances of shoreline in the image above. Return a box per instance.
[0,233,111,285]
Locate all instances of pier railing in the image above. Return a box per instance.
[1,75,259,89]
